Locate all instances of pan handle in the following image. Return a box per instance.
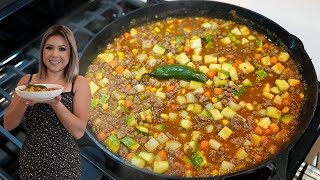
[267,148,289,179]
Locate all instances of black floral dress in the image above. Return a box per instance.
[19,75,81,180]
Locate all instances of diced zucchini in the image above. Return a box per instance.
[131,154,146,168]
[209,64,221,71]
[280,114,295,124]
[199,66,210,74]
[189,80,203,89]
[229,66,239,81]
[221,107,237,119]
[265,107,282,119]
[213,101,223,110]
[235,148,249,160]
[106,134,121,153]
[262,92,274,100]
[222,62,232,72]
[214,79,227,87]
[275,79,290,91]
[228,33,237,41]
[270,86,281,94]
[231,27,242,35]
[153,124,166,132]
[165,140,182,151]
[228,101,241,111]
[209,139,222,150]
[193,103,202,114]
[271,63,285,74]
[210,109,224,121]
[221,161,235,170]
[255,69,268,80]
[198,109,211,118]
[242,79,252,87]
[262,83,271,92]
[138,151,155,165]
[192,151,208,168]
[217,70,229,80]
[176,52,191,65]
[191,131,201,141]
[176,95,187,104]
[220,37,231,45]
[183,141,198,153]
[121,136,140,150]
[273,95,283,105]
[152,44,166,55]
[277,52,290,62]
[156,132,169,144]
[201,22,211,28]
[97,52,114,63]
[142,40,152,49]
[218,126,233,140]
[144,138,160,152]
[239,62,255,74]
[240,26,250,35]
[91,99,99,109]
[180,119,193,130]
[135,125,149,134]
[126,113,137,127]
[153,161,169,173]
[257,117,271,129]
[183,155,193,165]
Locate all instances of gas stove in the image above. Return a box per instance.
[0,0,319,180]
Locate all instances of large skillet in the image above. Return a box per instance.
[79,1,318,179]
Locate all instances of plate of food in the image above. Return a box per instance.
[15,83,64,101]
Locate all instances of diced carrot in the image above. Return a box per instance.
[213,88,224,95]
[115,66,124,74]
[235,59,243,64]
[167,59,175,65]
[183,46,191,53]
[270,123,280,133]
[263,43,270,49]
[206,70,217,80]
[184,164,193,170]
[173,162,183,169]
[254,154,263,162]
[282,98,290,106]
[264,128,273,136]
[258,35,266,42]
[126,84,132,91]
[254,53,262,60]
[232,63,238,69]
[254,126,263,135]
[125,100,133,108]
[260,136,268,144]
[166,85,175,92]
[171,104,177,110]
[116,45,122,50]
[109,60,118,68]
[157,150,168,160]
[146,85,152,91]
[97,132,108,142]
[199,140,210,151]
[127,153,134,161]
[124,32,131,39]
[204,91,211,97]
[270,56,278,64]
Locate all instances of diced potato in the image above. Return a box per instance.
[257,117,271,129]
[153,161,169,173]
[278,52,290,62]
[252,134,261,146]
[152,44,166,55]
[271,63,285,74]
[176,52,190,65]
[204,55,218,64]
[218,126,233,140]
[273,95,283,105]
[155,91,166,99]
[144,138,160,152]
[142,40,152,49]
[192,54,203,62]
[190,38,202,49]
[221,161,235,170]
[262,92,274,100]
[261,56,271,66]
[220,37,231,44]
[176,95,187,104]
[193,87,204,94]
[239,62,255,74]
[186,93,196,103]
[168,112,178,121]
[240,26,250,35]
[235,148,249,160]
[156,132,169,144]
[288,79,301,86]
[89,81,100,95]
[241,38,249,45]
[97,52,114,63]
[130,28,138,37]
[262,83,271,92]
[191,131,201,141]
[180,80,190,88]
[209,64,222,71]
[166,140,182,151]
[213,101,223,110]
[189,80,203,89]
[209,139,222,150]
[206,124,214,133]
[231,27,242,35]
[228,101,241,111]
[199,66,210,74]
[221,107,237,119]
[229,67,239,81]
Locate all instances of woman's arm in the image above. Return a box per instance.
[4,75,31,131]
[49,76,91,139]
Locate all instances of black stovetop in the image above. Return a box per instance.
[0,0,319,180]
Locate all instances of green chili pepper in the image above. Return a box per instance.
[24,83,47,89]
[141,65,209,83]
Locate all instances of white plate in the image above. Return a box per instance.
[15,84,64,101]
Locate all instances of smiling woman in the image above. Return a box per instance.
[3,25,91,180]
